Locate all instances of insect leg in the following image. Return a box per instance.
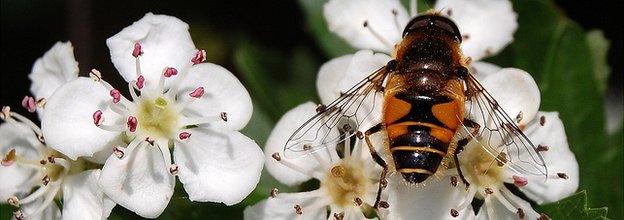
[454,118,481,188]
[364,123,389,209]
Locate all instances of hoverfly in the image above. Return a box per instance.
[283,13,547,208]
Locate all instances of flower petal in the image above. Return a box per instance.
[471,61,502,81]
[435,0,517,61]
[28,41,79,108]
[0,122,41,201]
[243,191,327,220]
[264,102,335,186]
[176,63,253,131]
[387,175,475,220]
[62,170,115,220]
[478,68,540,126]
[41,77,120,160]
[475,193,539,220]
[99,144,174,218]
[514,112,578,204]
[316,50,390,105]
[20,198,61,220]
[317,54,353,105]
[174,128,263,205]
[324,0,409,53]
[106,13,196,91]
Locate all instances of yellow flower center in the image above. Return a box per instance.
[460,144,506,196]
[322,159,369,208]
[137,96,179,139]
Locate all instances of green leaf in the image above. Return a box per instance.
[234,39,286,121]
[489,0,620,218]
[536,191,608,219]
[297,0,356,57]
[585,30,611,94]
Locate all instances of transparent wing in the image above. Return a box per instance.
[283,66,390,158]
[463,73,548,177]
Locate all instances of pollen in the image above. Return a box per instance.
[460,144,505,194]
[322,160,369,208]
[137,97,179,139]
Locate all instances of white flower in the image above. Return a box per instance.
[19,41,79,119]
[386,69,579,219]
[317,1,578,218]
[1,107,114,220]
[245,102,383,220]
[323,0,517,64]
[40,13,264,218]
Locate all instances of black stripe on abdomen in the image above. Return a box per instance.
[390,127,448,183]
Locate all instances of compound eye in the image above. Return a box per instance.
[456,66,469,78]
[402,15,462,43]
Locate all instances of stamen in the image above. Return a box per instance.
[512,175,528,187]
[1,106,10,120]
[181,114,227,126]
[7,196,20,207]
[353,197,363,206]
[557,173,569,180]
[271,152,323,179]
[113,146,125,159]
[132,42,143,58]
[484,187,494,195]
[517,208,525,219]
[378,201,389,209]
[169,164,179,175]
[41,175,50,186]
[496,152,508,167]
[93,110,104,126]
[110,89,121,104]
[24,185,60,219]
[156,141,174,175]
[493,191,521,215]
[2,149,16,166]
[450,176,458,187]
[454,185,477,212]
[333,212,344,220]
[270,188,279,198]
[515,111,523,124]
[127,116,138,132]
[450,209,459,217]
[36,98,46,108]
[536,144,549,152]
[293,204,303,215]
[89,69,102,81]
[220,112,228,122]
[178,132,191,140]
[13,210,24,220]
[21,96,36,113]
[362,21,394,49]
[163,67,178,77]
[191,49,206,65]
[540,116,546,126]
[538,213,550,220]
[3,110,44,142]
[145,137,155,146]
[189,87,205,98]
[136,75,145,90]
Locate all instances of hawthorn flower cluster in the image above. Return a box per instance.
[245,0,579,219]
[1,14,264,219]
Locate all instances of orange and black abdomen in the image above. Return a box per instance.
[382,14,466,183]
[383,89,463,183]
